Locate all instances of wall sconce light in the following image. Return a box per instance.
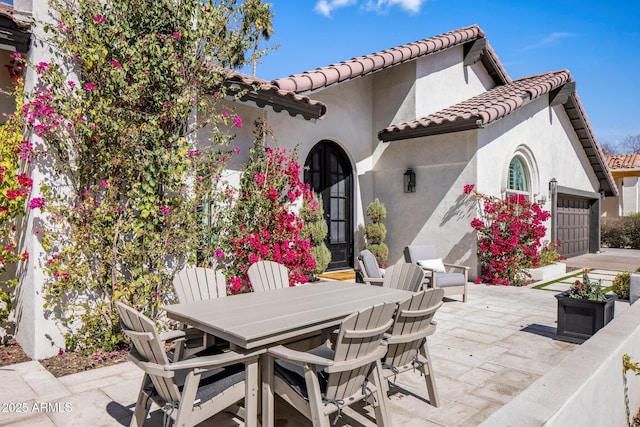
[404,169,416,193]
[537,194,547,205]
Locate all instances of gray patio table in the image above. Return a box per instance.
[164,280,413,427]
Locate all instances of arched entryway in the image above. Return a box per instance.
[304,141,353,270]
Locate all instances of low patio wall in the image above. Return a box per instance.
[525,262,567,281]
[480,300,640,426]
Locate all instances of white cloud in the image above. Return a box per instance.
[365,0,427,14]
[314,0,426,17]
[524,32,577,50]
[314,0,358,17]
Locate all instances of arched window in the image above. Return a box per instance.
[506,157,530,199]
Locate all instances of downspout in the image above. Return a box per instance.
[549,178,558,243]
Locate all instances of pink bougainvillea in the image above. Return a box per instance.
[218,119,316,293]
[465,184,550,286]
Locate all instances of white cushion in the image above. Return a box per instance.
[417,258,446,273]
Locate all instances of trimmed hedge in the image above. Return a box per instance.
[601,217,640,248]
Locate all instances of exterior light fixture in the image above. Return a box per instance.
[404,169,416,193]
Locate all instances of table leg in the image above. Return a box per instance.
[261,353,274,427]
[245,358,259,427]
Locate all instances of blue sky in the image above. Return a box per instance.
[246,0,639,149]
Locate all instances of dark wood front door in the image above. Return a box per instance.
[304,141,353,270]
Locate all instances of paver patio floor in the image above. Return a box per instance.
[3,283,629,427]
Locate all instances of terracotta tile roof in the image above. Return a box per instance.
[271,25,510,94]
[225,71,327,121]
[562,92,617,196]
[0,2,31,53]
[605,154,640,169]
[379,70,572,140]
[0,2,30,29]
[378,70,617,197]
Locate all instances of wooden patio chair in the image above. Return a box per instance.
[247,260,289,291]
[382,263,426,292]
[266,302,397,427]
[381,288,444,407]
[173,267,228,358]
[115,301,263,427]
[404,245,469,302]
[357,249,385,286]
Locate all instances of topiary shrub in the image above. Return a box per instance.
[612,271,631,300]
[300,192,331,279]
[365,198,388,265]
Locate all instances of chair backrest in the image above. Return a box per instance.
[384,288,444,368]
[173,267,227,303]
[115,301,181,403]
[382,263,424,292]
[324,302,396,401]
[247,260,289,291]
[404,245,439,263]
[358,249,384,279]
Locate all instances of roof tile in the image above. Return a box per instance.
[379,70,571,138]
[272,25,500,94]
[225,71,327,120]
[605,154,640,169]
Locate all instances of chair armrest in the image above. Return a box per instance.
[443,263,469,272]
[159,329,187,343]
[363,277,385,286]
[268,345,334,368]
[165,348,265,372]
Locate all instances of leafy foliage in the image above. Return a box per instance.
[601,216,640,249]
[365,198,388,265]
[569,269,606,301]
[212,119,316,293]
[612,271,632,300]
[300,192,331,278]
[23,0,272,352]
[0,60,31,329]
[464,184,550,286]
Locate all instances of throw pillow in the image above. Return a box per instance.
[417,258,446,273]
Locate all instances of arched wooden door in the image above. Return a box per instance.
[304,141,353,270]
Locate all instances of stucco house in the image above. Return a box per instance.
[2,1,616,358]
[224,25,616,266]
[602,154,640,217]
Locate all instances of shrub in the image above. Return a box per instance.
[612,271,631,300]
[602,217,638,248]
[215,120,316,293]
[464,184,550,286]
[365,198,388,265]
[539,241,562,266]
[300,192,331,279]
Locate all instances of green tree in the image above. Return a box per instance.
[24,0,272,352]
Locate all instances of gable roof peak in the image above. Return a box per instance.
[271,24,508,94]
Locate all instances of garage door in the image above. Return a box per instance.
[557,196,590,258]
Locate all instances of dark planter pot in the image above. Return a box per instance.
[555,291,616,344]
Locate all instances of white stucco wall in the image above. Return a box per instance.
[14,1,69,359]
[415,45,493,118]
[622,176,640,216]
[371,132,479,273]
